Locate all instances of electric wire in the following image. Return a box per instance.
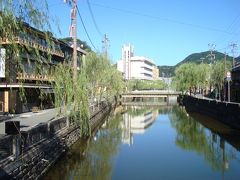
[214,13,240,46]
[76,5,98,51]
[90,2,235,35]
[86,0,103,37]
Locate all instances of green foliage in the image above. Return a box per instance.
[173,61,231,97]
[126,79,166,91]
[172,63,198,94]
[158,51,234,77]
[176,51,232,66]
[210,61,231,99]
[60,37,92,52]
[52,63,90,136]
[0,1,54,104]
[84,52,125,103]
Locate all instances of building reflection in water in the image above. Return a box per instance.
[121,106,159,145]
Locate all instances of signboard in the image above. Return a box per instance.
[0,48,6,78]
[226,71,231,81]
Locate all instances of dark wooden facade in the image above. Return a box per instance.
[230,64,240,103]
[0,22,86,114]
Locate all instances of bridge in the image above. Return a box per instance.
[122,90,180,98]
[121,90,181,106]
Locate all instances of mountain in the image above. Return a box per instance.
[176,51,232,66]
[158,51,234,77]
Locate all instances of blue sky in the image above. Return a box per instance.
[48,0,240,66]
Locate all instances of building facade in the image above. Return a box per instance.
[117,44,158,80]
[0,22,86,114]
[130,56,156,80]
[122,44,134,80]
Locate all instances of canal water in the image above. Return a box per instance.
[42,105,240,180]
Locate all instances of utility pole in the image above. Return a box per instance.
[65,0,78,83]
[224,52,227,101]
[224,52,227,76]
[229,43,237,68]
[102,34,109,57]
[207,43,216,64]
[72,0,77,83]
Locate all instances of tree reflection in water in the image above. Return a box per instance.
[169,106,239,172]
[42,113,123,180]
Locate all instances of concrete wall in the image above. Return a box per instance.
[0,102,111,180]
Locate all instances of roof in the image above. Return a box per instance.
[130,56,156,66]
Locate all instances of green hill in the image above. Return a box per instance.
[158,51,234,77]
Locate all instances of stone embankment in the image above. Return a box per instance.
[183,95,240,130]
[0,102,111,180]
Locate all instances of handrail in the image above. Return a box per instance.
[17,72,54,82]
[0,37,64,57]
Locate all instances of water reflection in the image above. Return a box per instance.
[42,106,240,180]
[169,106,240,173]
[121,106,159,145]
[43,113,123,180]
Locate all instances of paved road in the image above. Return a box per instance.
[0,108,58,135]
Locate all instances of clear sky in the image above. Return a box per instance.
[48,0,240,66]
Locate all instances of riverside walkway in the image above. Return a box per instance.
[0,108,58,135]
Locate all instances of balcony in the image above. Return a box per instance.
[17,73,54,82]
[0,37,64,58]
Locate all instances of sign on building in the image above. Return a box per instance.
[0,48,6,78]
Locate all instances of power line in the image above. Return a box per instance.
[86,0,103,37]
[207,43,216,64]
[214,12,240,46]
[90,2,236,35]
[229,43,238,67]
[102,34,109,56]
[76,5,97,51]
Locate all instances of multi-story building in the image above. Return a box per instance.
[117,44,158,80]
[122,44,134,80]
[0,22,86,114]
[130,56,156,80]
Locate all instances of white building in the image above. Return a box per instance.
[130,56,156,80]
[117,44,158,80]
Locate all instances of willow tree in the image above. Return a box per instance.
[52,63,90,137]
[173,63,199,94]
[210,61,231,100]
[195,63,211,95]
[84,52,125,104]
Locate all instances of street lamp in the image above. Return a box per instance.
[226,71,231,102]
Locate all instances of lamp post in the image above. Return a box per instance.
[226,71,231,102]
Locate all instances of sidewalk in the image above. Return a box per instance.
[0,108,59,135]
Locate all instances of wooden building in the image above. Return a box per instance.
[230,64,240,103]
[0,22,86,114]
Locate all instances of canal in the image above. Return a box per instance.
[42,105,240,180]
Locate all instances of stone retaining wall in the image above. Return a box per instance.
[0,102,111,180]
[183,95,240,130]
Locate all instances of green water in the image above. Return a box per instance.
[42,106,240,180]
